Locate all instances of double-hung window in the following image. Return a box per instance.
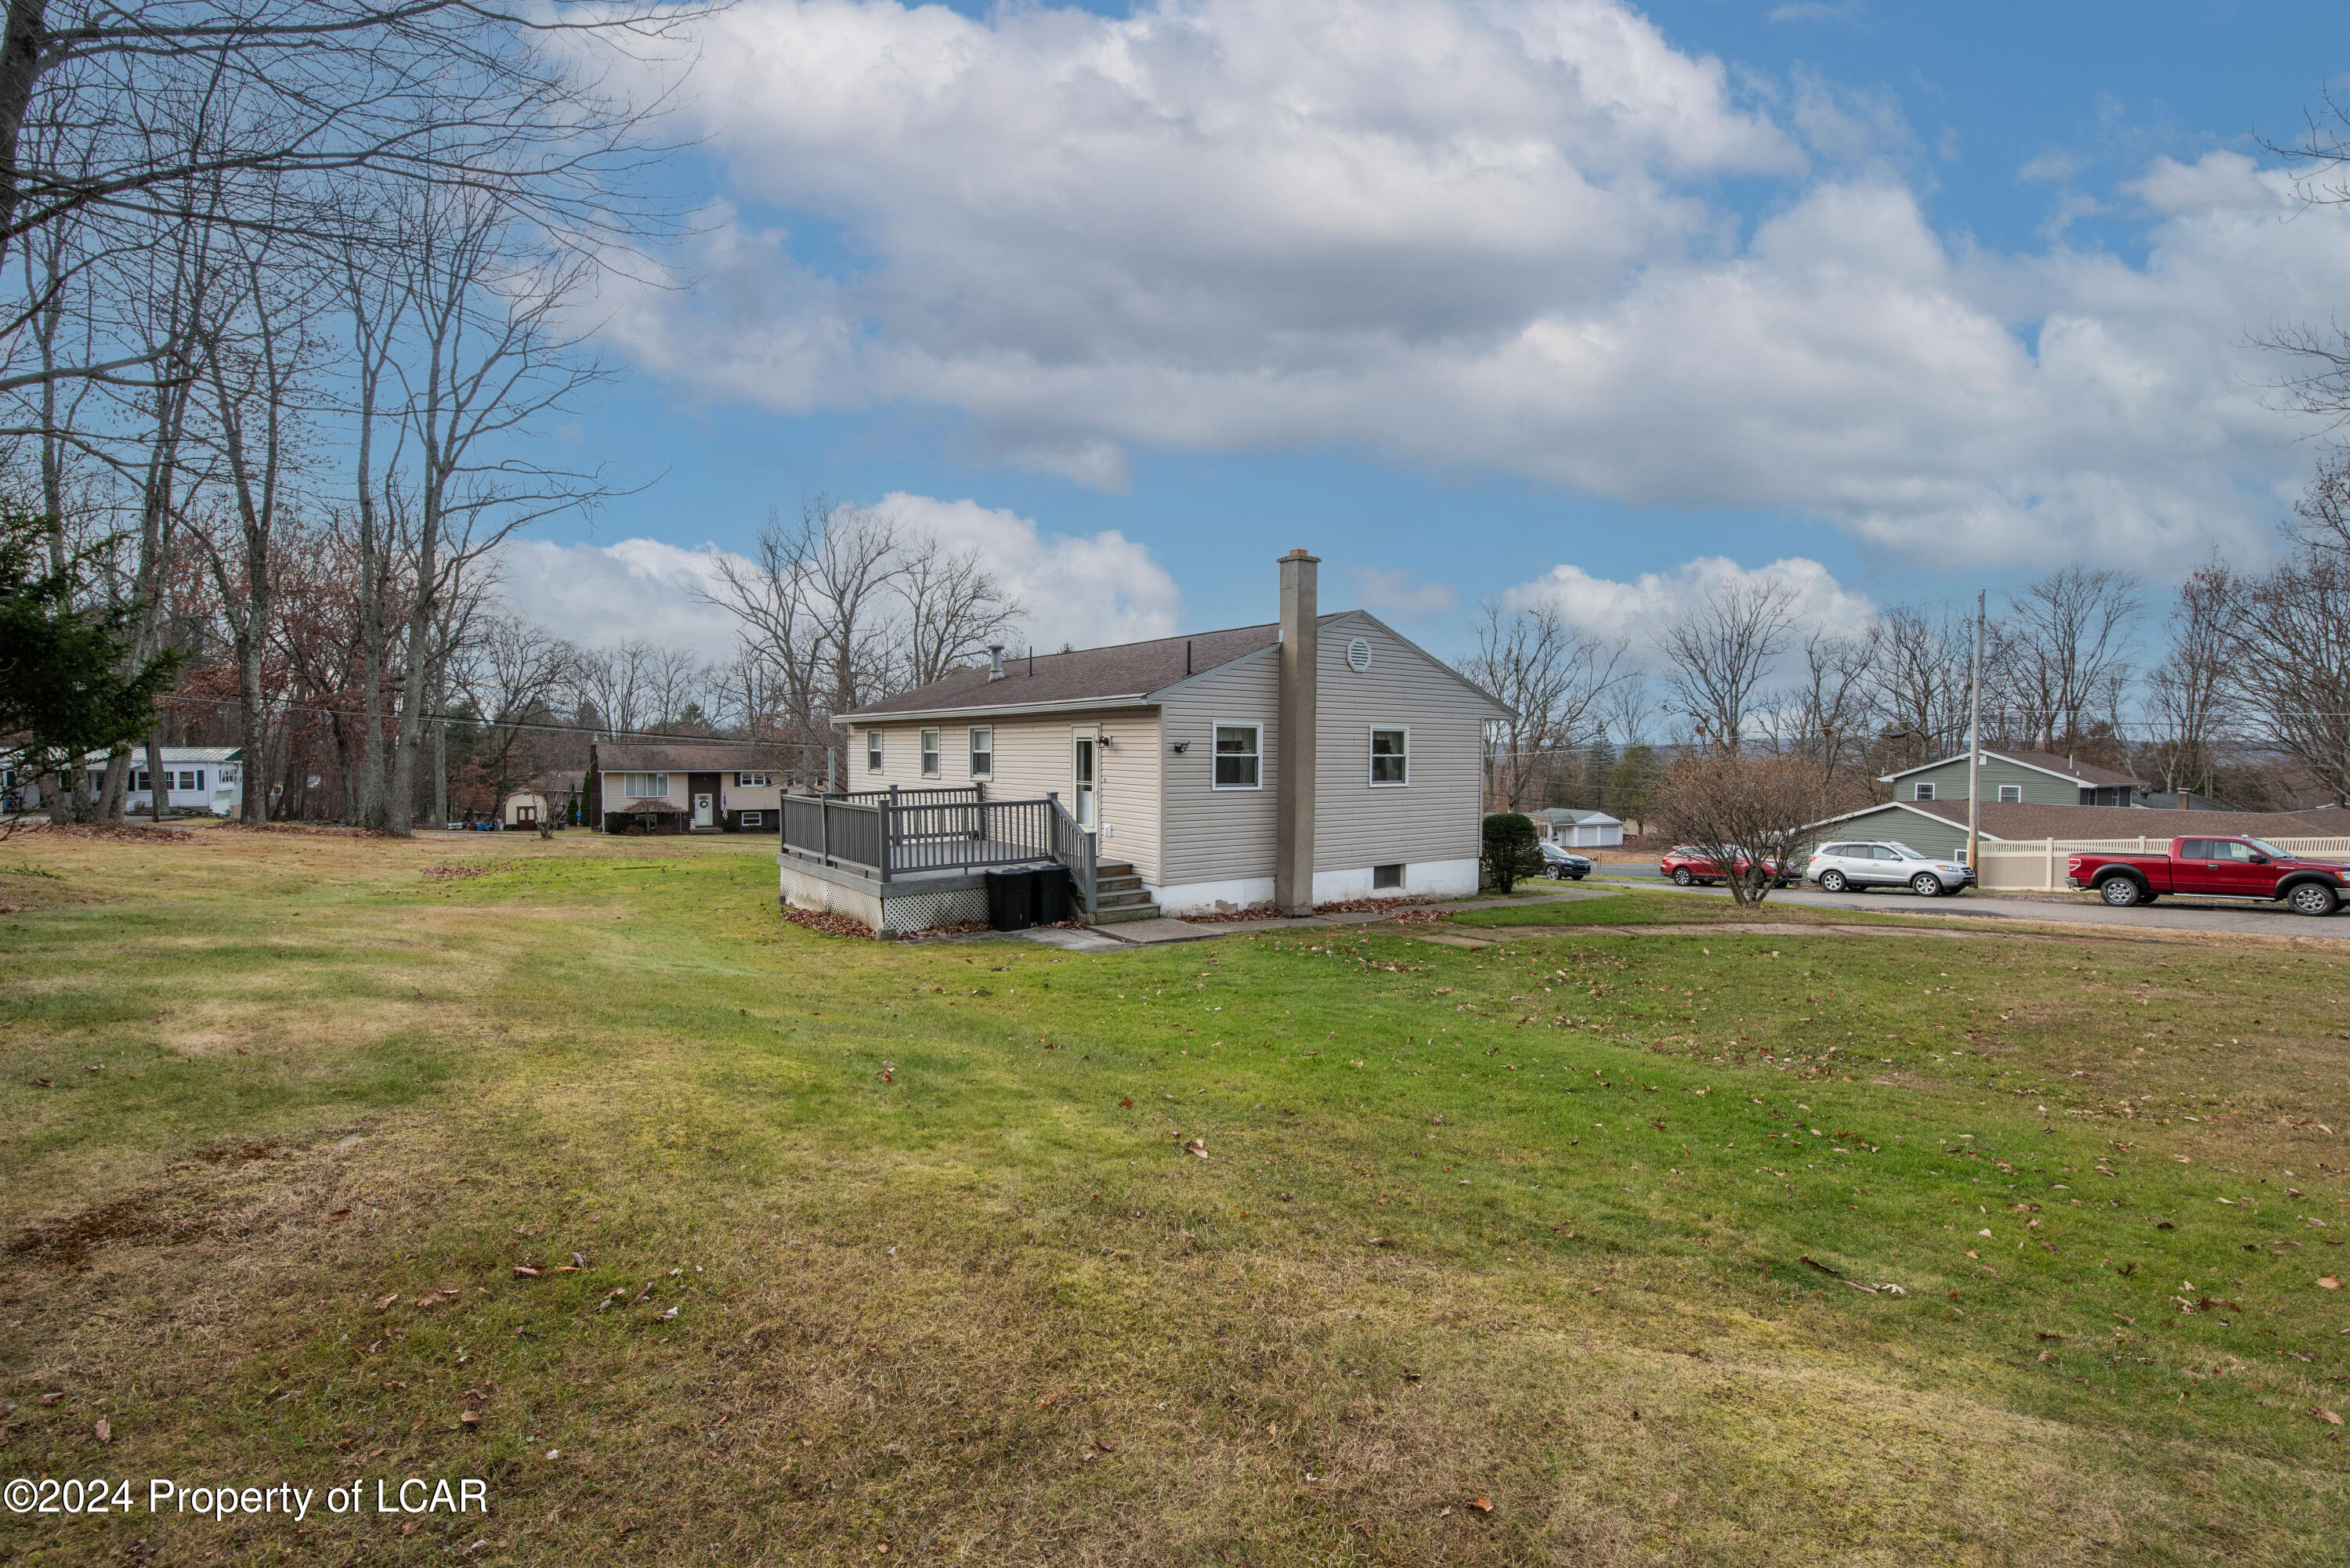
[1213,724,1260,789]
[736,772,770,787]
[1369,728,1408,786]
[967,725,994,779]
[866,732,883,772]
[1997,784,2021,803]
[624,772,669,798]
[920,728,942,778]
[1913,782,1935,800]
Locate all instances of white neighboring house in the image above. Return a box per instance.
[62,746,244,816]
[1531,807,1624,847]
[797,549,1513,930]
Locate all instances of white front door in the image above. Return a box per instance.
[693,792,715,828]
[1072,736,1097,829]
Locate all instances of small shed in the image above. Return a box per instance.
[1532,807,1624,847]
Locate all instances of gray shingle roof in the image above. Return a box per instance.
[841,620,1332,721]
[1882,747,2143,788]
[592,740,790,774]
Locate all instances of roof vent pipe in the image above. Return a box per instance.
[987,644,1006,681]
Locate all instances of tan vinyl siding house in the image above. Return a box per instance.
[819,551,1510,926]
[854,706,1166,885]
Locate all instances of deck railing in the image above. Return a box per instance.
[779,786,1097,917]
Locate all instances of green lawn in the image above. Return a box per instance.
[2,829,2346,1565]
[1452,886,1904,928]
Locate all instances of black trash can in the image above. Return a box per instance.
[985,867,1035,931]
[1033,866,1072,924]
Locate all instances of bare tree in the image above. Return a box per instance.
[1759,625,1879,797]
[185,204,323,824]
[898,534,1023,688]
[1658,576,1800,750]
[2211,458,2350,806]
[575,638,654,734]
[2141,566,2229,798]
[703,498,910,752]
[450,612,572,812]
[1864,602,1976,759]
[1457,601,1627,811]
[1992,565,2142,750]
[1653,750,1828,910]
[0,0,699,396]
[638,641,711,729]
[375,183,612,834]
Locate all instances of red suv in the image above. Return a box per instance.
[1659,845,1795,888]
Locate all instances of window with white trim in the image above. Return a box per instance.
[1997,784,2021,803]
[866,732,883,771]
[920,728,942,778]
[1369,728,1408,786]
[624,772,669,798]
[736,772,770,787]
[740,811,764,827]
[1213,724,1260,789]
[1912,782,1935,800]
[968,725,994,779]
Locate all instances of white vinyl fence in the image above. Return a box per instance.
[1971,836,2350,892]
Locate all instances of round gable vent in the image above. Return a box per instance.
[1346,636,1372,672]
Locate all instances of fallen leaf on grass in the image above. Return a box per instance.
[460,1411,482,1428]
[1095,1438,1116,1452]
[512,1265,541,1278]
[325,1208,352,1221]
[1118,1097,1133,1108]
[373,1292,400,1312]
[415,1290,460,1310]
[1466,1496,1494,1512]
[2314,1408,2344,1425]
[94,1418,110,1443]
[655,1306,678,1321]
[40,1392,63,1407]
[1180,1139,1208,1159]
[1036,1393,1058,1409]
[2322,1277,2342,1290]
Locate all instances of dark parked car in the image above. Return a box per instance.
[1540,841,1592,880]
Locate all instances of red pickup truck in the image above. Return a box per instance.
[2066,836,2350,916]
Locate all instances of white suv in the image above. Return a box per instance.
[1807,840,1975,897]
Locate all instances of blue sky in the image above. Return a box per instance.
[514,0,2350,658]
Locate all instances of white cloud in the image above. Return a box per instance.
[866,492,1182,649]
[497,536,744,659]
[1348,565,1459,618]
[1502,555,1876,657]
[494,495,1180,659]
[593,0,2350,575]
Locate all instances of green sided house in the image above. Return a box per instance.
[1878,747,2145,808]
[780,549,1513,934]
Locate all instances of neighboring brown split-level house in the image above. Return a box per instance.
[777,549,1510,933]
[587,740,788,834]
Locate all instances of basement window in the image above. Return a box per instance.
[739,811,764,827]
[1372,862,1405,890]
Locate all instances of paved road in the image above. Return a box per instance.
[1598,874,2350,941]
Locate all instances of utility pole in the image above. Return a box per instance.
[1966,589,1985,880]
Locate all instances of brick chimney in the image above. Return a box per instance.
[1275,547,1319,916]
